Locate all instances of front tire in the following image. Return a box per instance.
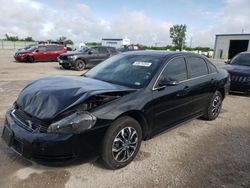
[26,56,34,63]
[203,91,223,120]
[74,59,86,71]
[101,116,142,169]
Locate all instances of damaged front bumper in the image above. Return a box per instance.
[1,109,107,163]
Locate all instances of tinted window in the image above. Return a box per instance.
[108,47,117,53]
[90,47,99,54]
[160,58,187,82]
[46,45,56,51]
[186,57,208,78]
[38,46,46,52]
[207,61,217,73]
[99,47,108,53]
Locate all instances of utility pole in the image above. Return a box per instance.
[190,37,193,48]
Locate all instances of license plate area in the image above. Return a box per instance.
[2,126,14,146]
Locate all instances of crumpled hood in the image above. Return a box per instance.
[223,64,250,75]
[16,76,132,120]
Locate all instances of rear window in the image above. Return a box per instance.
[207,61,217,73]
[46,45,64,51]
[186,57,208,78]
[108,47,117,53]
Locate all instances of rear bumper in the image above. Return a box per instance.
[2,110,106,163]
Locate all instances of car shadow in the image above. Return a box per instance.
[229,91,250,97]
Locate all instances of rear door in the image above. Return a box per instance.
[97,47,111,61]
[185,56,216,114]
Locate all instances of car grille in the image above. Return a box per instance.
[11,109,50,133]
[231,74,248,83]
[59,55,68,60]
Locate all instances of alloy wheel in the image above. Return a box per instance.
[211,95,221,116]
[112,127,138,162]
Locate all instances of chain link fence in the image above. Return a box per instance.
[0,40,38,50]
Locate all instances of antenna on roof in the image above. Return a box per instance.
[241,28,244,34]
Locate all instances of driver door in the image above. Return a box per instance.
[152,57,193,134]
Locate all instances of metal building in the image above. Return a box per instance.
[214,33,250,59]
[101,38,130,48]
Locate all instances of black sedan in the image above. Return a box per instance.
[58,46,119,71]
[223,52,250,94]
[2,51,230,169]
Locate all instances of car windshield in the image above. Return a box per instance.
[75,47,89,53]
[230,54,250,66]
[84,54,164,89]
[27,46,37,52]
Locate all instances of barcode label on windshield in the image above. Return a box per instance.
[133,62,152,67]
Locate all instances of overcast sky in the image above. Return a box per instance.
[0,0,249,47]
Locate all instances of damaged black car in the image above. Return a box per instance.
[2,51,230,169]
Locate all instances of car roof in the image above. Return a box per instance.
[122,50,202,58]
[239,51,250,55]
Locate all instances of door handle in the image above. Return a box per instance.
[176,86,190,97]
[210,78,217,85]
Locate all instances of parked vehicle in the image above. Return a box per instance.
[58,46,119,71]
[2,51,230,169]
[223,52,250,94]
[118,44,145,52]
[14,44,67,62]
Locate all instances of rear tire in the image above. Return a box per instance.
[203,91,223,120]
[26,56,34,63]
[74,59,86,71]
[101,116,142,169]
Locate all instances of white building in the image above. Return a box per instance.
[214,33,250,59]
[101,38,130,48]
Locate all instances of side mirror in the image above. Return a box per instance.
[35,49,39,52]
[88,51,92,54]
[225,60,230,64]
[158,77,179,87]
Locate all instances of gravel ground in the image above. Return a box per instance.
[0,50,249,188]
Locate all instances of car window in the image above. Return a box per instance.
[56,45,64,50]
[108,47,117,53]
[230,54,250,66]
[84,54,164,89]
[46,45,56,51]
[38,46,46,52]
[160,57,187,82]
[207,61,217,73]
[90,47,99,54]
[186,57,208,78]
[99,47,108,53]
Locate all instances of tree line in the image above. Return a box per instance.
[2,34,74,45]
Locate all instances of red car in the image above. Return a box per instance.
[14,44,67,62]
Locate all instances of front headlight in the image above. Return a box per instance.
[48,111,96,134]
[68,55,76,60]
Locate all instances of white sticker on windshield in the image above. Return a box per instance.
[133,61,152,67]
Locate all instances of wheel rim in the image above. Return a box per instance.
[77,61,84,69]
[112,127,138,162]
[211,95,221,116]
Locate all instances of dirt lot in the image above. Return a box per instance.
[0,50,249,188]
